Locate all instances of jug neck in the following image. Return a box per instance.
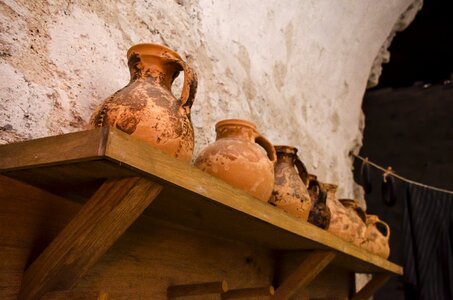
[275,146,297,165]
[215,119,257,142]
[127,44,183,89]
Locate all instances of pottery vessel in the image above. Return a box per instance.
[338,199,367,246]
[321,183,355,243]
[362,215,391,258]
[88,43,197,162]
[269,146,311,220]
[194,119,276,202]
[306,175,331,229]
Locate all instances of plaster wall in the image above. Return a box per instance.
[0,0,417,199]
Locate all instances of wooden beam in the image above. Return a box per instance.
[351,273,391,300]
[221,286,274,299]
[273,250,336,300]
[18,177,163,300]
[167,280,228,298]
[41,290,109,300]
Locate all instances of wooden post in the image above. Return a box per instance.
[351,273,391,300]
[273,250,336,300]
[168,280,228,298]
[221,286,274,299]
[18,177,163,300]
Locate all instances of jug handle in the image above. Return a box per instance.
[255,135,276,164]
[376,219,391,240]
[307,178,327,204]
[295,156,308,185]
[176,58,198,110]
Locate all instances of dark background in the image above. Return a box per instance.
[355,0,453,298]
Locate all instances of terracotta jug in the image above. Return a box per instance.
[194,119,276,202]
[88,43,197,162]
[306,175,330,229]
[362,215,391,258]
[269,146,311,220]
[338,199,367,246]
[321,183,355,242]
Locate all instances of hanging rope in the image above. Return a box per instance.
[352,153,453,195]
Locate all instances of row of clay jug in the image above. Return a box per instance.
[87,43,389,259]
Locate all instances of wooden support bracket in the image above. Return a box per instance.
[167,280,228,298]
[18,176,163,300]
[351,273,391,300]
[273,250,336,300]
[221,286,275,299]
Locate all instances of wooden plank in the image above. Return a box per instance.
[351,273,391,300]
[273,251,336,300]
[221,286,274,299]
[0,127,403,275]
[0,128,108,171]
[42,290,109,300]
[167,281,228,298]
[104,128,403,275]
[17,177,163,300]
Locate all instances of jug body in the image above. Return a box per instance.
[89,43,197,162]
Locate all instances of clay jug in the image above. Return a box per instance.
[269,146,311,220]
[362,215,391,258]
[306,175,331,229]
[194,119,276,202]
[88,43,197,162]
[338,199,367,246]
[321,183,354,242]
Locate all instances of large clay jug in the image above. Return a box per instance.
[194,119,276,202]
[321,183,355,242]
[362,214,391,258]
[269,146,311,220]
[306,175,330,229]
[88,43,197,162]
[338,199,367,246]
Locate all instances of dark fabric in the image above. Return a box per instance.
[402,184,453,299]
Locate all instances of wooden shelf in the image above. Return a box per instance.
[0,127,402,299]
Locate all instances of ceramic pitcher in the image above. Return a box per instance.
[194,119,276,202]
[269,146,311,220]
[321,183,356,242]
[338,199,367,246]
[88,43,197,162]
[362,214,391,258]
[306,175,330,229]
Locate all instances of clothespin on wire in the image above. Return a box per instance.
[382,166,397,206]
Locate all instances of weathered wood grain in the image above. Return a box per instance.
[167,281,228,298]
[273,251,336,300]
[0,127,402,281]
[17,176,162,300]
[221,286,274,299]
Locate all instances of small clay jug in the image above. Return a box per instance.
[269,146,311,220]
[321,183,355,242]
[88,43,197,162]
[338,199,367,246]
[194,119,276,202]
[362,215,391,258]
[306,175,330,229]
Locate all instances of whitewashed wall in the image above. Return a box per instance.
[0,0,419,200]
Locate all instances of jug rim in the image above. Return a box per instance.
[274,145,298,155]
[215,119,257,131]
[127,43,183,61]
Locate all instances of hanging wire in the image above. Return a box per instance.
[352,153,453,195]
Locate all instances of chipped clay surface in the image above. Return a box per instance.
[0,0,419,200]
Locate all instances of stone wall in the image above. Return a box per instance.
[0,0,418,199]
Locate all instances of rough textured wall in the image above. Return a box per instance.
[0,0,417,199]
